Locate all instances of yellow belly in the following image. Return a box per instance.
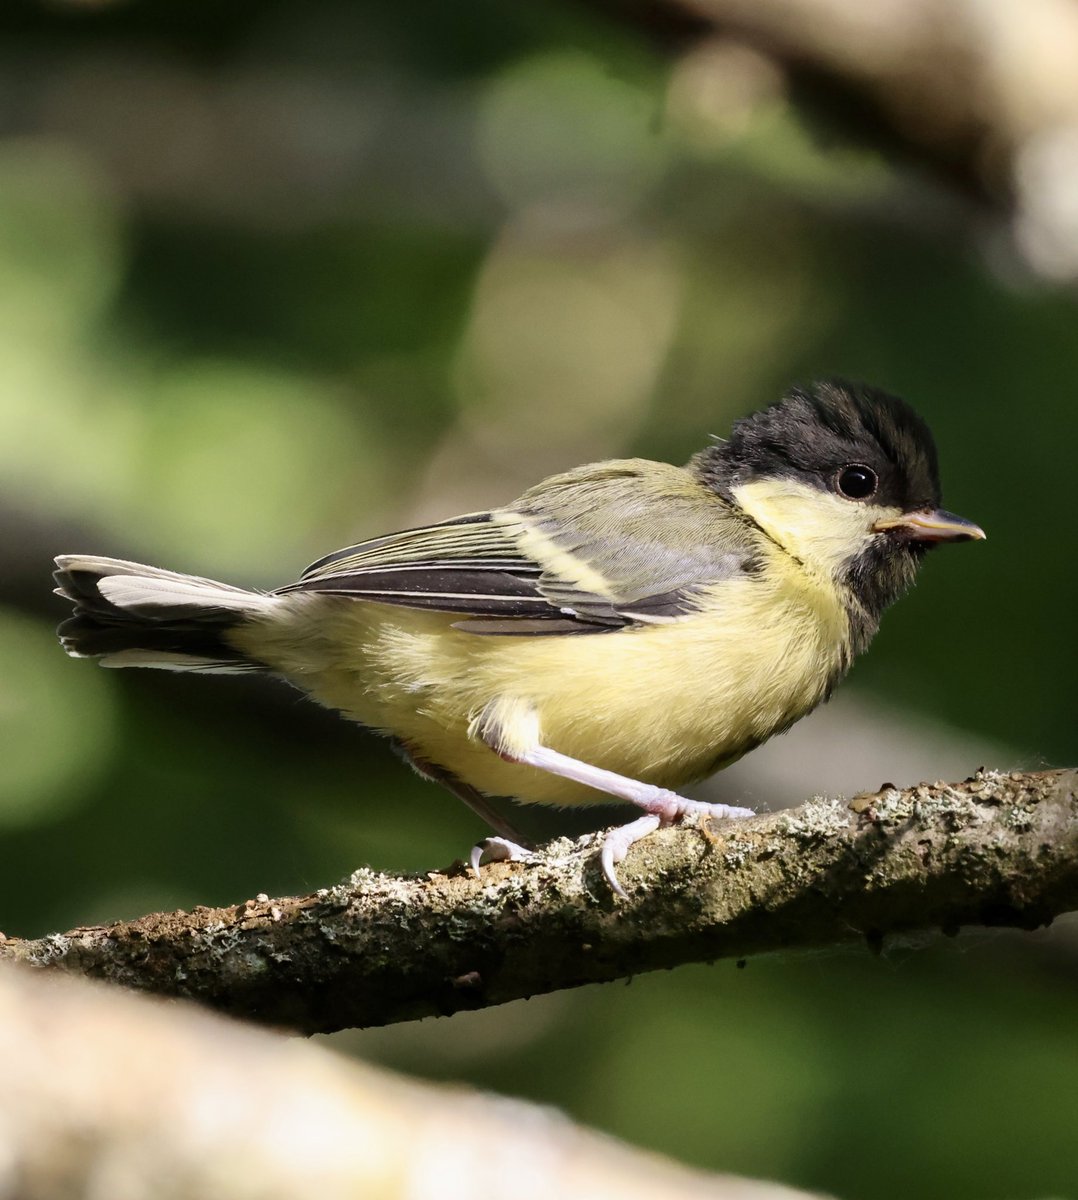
[233,551,851,808]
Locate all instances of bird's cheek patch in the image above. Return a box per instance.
[730,478,882,577]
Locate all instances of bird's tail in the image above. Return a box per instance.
[53,555,276,673]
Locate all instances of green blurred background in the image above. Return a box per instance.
[1,3,1075,1198]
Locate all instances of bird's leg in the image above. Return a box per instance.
[472,703,754,897]
[508,744,755,896]
[389,738,532,849]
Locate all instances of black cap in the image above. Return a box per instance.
[700,379,942,513]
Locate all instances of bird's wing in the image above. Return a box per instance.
[280,460,759,635]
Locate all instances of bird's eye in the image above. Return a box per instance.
[836,464,878,500]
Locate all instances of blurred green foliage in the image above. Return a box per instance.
[0,3,1075,1198]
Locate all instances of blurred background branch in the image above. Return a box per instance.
[0,964,827,1200]
[3,770,1073,1035]
[586,0,1078,281]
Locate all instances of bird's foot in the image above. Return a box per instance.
[637,791,756,824]
[469,836,532,878]
[600,796,755,897]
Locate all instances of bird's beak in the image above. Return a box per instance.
[873,508,986,543]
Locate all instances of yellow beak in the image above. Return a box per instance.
[873,508,986,543]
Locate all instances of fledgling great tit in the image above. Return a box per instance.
[54,379,984,895]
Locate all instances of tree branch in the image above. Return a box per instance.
[2,768,1074,1035]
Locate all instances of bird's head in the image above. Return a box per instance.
[692,379,984,632]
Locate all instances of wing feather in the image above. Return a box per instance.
[279,462,759,634]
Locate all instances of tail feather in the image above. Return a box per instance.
[54,555,275,673]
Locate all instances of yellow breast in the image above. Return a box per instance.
[236,547,851,807]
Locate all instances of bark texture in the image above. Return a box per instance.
[1,769,1074,1035]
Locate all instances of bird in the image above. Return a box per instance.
[53,379,984,895]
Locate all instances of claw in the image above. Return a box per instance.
[470,836,531,878]
[600,815,661,898]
